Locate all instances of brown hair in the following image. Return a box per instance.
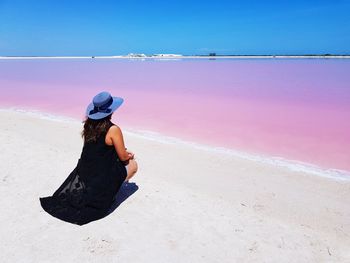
[81,114,112,143]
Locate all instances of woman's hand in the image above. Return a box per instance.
[126,151,135,160]
[121,150,134,165]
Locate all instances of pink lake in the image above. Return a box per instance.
[0,58,349,172]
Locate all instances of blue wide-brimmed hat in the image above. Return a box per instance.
[86,91,124,120]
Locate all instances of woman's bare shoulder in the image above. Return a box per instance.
[105,124,122,145]
[110,123,121,129]
[107,124,123,135]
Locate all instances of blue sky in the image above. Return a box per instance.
[0,0,349,55]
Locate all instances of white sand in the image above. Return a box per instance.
[1,110,350,262]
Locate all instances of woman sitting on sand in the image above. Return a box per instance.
[40,91,138,225]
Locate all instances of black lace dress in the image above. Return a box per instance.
[39,124,127,225]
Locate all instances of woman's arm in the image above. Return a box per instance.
[109,125,130,162]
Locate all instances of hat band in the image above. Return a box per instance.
[89,97,113,115]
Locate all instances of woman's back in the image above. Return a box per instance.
[40,123,127,225]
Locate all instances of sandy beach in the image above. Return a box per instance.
[1,109,350,262]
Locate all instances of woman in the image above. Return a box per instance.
[40,91,138,225]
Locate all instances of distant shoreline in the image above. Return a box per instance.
[1,55,350,59]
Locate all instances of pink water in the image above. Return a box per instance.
[1,58,349,172]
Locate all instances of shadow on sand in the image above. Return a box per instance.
[107,181,139,215]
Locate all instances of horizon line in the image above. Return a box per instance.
[1,54,350,59]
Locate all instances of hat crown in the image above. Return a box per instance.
[86,91,124,120]
[93,92,112,107]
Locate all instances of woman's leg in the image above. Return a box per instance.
[125,159,138,181]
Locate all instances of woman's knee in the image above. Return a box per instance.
[128,159,138,174]
[125,160,138,181]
